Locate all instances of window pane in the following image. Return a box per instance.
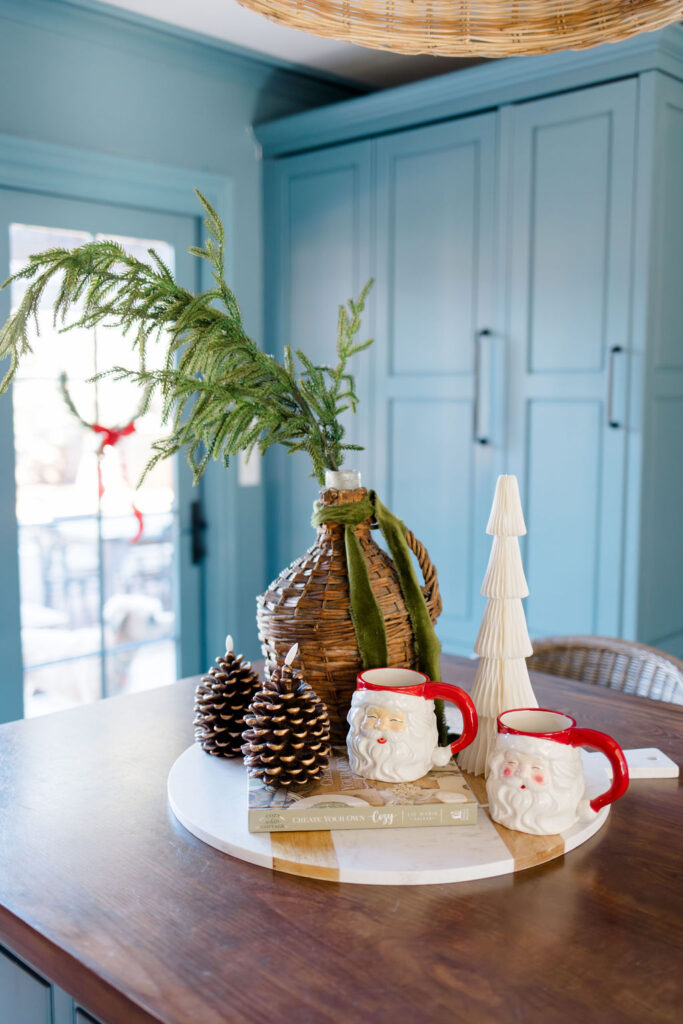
[13,315,96,383]
[105,639,176,699]
[20,519,101,639]
[119,393,176,515]
[14,380,99,524]
[102,513,177,697]
[11,224,181,717]
[24,655,103,717]
[92,376,175,516]
[91,235,176,514]
[10,224,95,382]
[102,513,176,617]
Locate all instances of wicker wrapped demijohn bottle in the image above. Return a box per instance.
[257,470,443,744]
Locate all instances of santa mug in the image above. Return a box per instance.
[486,708,629,836]
[346,667,478,783]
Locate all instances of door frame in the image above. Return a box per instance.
[0,131,232,721]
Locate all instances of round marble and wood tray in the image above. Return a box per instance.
[168,744,610,885]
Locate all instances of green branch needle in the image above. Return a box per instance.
[0,190,373,486]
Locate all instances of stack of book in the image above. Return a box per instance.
[248,748,478,833]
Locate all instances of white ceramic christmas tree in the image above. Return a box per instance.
[458,475,538,777]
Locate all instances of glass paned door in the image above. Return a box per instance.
[0,191,202,719]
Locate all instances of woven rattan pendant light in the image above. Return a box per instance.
[236,1,683,57]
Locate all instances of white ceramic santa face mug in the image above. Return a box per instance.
[346,668,478,783]
[486,708,629,835]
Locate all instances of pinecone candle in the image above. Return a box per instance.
[242,644,331,788]
[194,636,261,757]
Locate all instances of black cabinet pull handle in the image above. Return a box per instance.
[473,328,491,445]
[607,345,624,429]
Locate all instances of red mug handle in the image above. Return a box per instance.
[567,727,630,812]
[424,682,478,755]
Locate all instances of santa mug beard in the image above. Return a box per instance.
[346,691,452,783]
[486,707,630,835]
[487,737,589,835]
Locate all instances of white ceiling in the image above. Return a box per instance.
[102,0,478,89]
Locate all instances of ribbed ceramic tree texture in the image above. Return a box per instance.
[458,476,537,777]
[470,658,533,716]
[481,537,529,599]
[485,475,527,537]
[474,599,533,660]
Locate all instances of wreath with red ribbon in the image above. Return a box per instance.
[59,372,149,542]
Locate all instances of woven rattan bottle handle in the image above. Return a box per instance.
[405,529,442,618]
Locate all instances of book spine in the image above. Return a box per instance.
[248,803,477,833]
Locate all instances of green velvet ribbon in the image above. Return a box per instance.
[311,491,447,743]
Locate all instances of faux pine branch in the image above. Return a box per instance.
[0,191,373,485]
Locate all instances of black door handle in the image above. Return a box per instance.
[191,500,207,565]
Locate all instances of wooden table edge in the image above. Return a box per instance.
[0,898,164,1023]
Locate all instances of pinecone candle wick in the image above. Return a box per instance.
[194,635,261,757]
[242,644,331,788]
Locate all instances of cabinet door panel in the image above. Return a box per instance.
[529,114,611,373]
[0,947,52,1024]
[375,114,501,654]
[506,80,636,639]
[391,142,478,375]
[524,400,603,633]
[264,142,372,578]
[390,398,474,621]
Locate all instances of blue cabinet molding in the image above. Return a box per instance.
[0,132,230,217]
[260,30,683,658]
[255,26,683,156]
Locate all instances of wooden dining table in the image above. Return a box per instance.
[0,655,681,1024]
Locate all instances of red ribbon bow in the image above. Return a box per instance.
[91,421,144,542]
[92,421,136,453]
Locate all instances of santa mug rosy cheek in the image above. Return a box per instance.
[346,668,478,783]
[486,708,629,836]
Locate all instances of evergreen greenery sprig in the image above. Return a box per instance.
[0,191,373,485]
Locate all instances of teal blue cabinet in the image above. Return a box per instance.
[0,948,52,1024]
[0,946,103,1024]
[504,80,637,640]
[373,114,502,652]
[260,29,683,658]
